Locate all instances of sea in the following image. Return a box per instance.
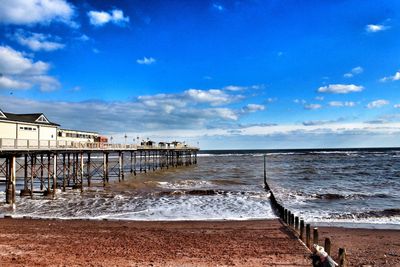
[0,148,399,229]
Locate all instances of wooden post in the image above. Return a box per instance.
[47,153,51,195]
[103,152,108,186]
[118,151,124,182]
[40,154,44,191]
[324,238,331,255]
[300,219,304,241]
[306,224,311,248]
[291,213,295,227]
[21,153,30,196]
[87,153,91,187]
[30,154,35,197]
[295,216,299,232]
[133,151,136,175]
[263,154,268,190]
[67,153,71,187]
[313,227,319,245]
[338,248,346,267]
[62,154,66,191]
[284,209,287,223]
[130,152,133,173]
[79,152,84,192]
[6,156,16,204]
[53,153,57,197]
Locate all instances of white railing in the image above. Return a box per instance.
[0,138,197,151]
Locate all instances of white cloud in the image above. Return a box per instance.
[224,84,263,91]
[315,96,324,101]
[76,34,90,42]
[380,71,400,82]
[0,0,75,26]
[185,89,233,106]
[136,57,156,65]
[318,84,364,94]
[0,46,49,75]
[344,66,363,78]
[329,101,356,107]
[366,24,388,33]
[0,75,31,90]
[394,104,400,109]
[88,9,129,26]
[304,103,322,110]
[11,30,65,52]
[212,3,224,11]
[243,104,265,112]
[293,99,306,104]
[367,99,389,109]
[0,45,59,91]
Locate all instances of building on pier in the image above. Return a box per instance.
[57,128,100,143]
[0,109,59,141]
[0,109,103,145]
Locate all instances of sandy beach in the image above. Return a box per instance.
[0,218,398,266]
[318,226,400,266]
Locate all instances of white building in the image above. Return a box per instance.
[0,109,59,141]
[58,129,99,143]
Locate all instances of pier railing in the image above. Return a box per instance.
[0,138,196,151]
[263,155,347,267]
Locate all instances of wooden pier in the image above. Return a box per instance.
[0,140,198,204]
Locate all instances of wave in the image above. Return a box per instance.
[314,193,391,200]
[334,209,400,219]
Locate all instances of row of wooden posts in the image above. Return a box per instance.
[263,155,347,266]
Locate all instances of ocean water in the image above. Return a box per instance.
[0,149,399,228]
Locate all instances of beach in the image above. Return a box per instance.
[0,218,399,266]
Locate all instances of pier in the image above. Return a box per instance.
[0,138,199,204]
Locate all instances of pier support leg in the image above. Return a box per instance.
[80,152,84,192]
[21,153,31,196]
[46,153,51,195]
[118,152,124,182]
[62,154,66,191]
[6,155,16,204]
[53,153,57,197]
[40,154,44,191]
[87,153,91,187]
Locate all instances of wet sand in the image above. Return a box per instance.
[0,218,399,266]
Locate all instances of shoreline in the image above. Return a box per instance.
[0,218,399,266]
[2,214,400,229]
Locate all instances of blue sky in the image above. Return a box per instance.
[1,0,400,149]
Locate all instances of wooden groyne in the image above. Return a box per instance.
[263,155,347,267]
[0,142,199,205]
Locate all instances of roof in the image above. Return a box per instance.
[0,112,60,126]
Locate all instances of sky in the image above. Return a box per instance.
[0,0,400,149]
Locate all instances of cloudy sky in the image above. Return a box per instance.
[0,0,400,149]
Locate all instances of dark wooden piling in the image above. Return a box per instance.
[87,153,91,187]
[306,224,311,248]
[295,216,299,232]
[300,219,304,241]
[62,153,66,191]
[324,238,331,255]
[313,227,318,245]
[338,248,346,267]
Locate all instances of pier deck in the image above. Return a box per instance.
[0,141,199,204]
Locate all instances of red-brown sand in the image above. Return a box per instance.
[0,218,310,266]
[318,226,400,267]
[0,218,399,266]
